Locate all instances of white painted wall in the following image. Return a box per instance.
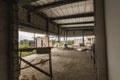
[105,0,120,80]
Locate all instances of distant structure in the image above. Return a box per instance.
[29,40,35,47]
[35,36,53,47]
[35,37,43,47]
[74,38,83,47]
[74,36,95,47]
[20,36,53,48]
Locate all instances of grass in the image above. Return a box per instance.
[20,50,36,57]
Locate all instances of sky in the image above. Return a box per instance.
[19,31,45,41]
[19,31,95,41]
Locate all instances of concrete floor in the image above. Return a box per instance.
[20,48,96,80]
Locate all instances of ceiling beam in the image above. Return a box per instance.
[63,26,94,28]
[50,12,94,20]
[63,26,94,30]
[28,0,86,12]
[18,20,57,34]
[59,21,94,25]
[67,29,94,31]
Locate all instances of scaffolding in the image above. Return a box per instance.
[19,47,53,80]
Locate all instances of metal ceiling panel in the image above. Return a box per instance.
[24,0,94,28]
[30,0,57,6]
[54,17,94,24]
[41,0,93,18]
[61,23,94,27]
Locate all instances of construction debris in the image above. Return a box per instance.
[31,75,37,80]
[19,75,29,80]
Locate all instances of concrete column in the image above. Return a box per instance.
[0,1,19,80]
[64,30,66,42]
[57,26,60,47]
[34,32,37,47]
[95,0,108,80]
[46,18,49,47]
[82,35,85,45]
[66,30,68,44]
[82,31,85,45]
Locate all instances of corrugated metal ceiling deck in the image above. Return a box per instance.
[40,0,93,18]
[28,0,94,28]
[54,16,94,24]
[31,0,58,6]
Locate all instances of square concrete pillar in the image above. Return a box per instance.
[0,1,19,80]
[95,0,108,80]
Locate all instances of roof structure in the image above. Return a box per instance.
[23,0,94,31]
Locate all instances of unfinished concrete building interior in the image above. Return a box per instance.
[0,0,120,80]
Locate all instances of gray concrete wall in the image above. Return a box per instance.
[95,0,108,80]
[49,22,58,34]
[105,0,120,80]
[0,2,9,80]
[0,1,19,80]
[31,14,46,30]
[18,6,59,35]
[18,6,28,21]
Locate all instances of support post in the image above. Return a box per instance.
[82,31,85,46]
[0,0,19,80]
[49,51,53,80]
[46,18,49,47]
[94,0,108,80]
[66,30,68,44]
[58,26,60,47]
[64,30,66,42]
[34,32,37,47]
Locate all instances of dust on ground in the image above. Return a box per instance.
[20,48,96,80]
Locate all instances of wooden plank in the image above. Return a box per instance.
[21,59,50,70]
[36,47,52,54]
[19,48,35,52]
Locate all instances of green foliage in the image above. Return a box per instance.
[66,40,74,45]
[19,40,30,48]
[59,42,64,46]
[20,50,36,57]
[19,40,35,57]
